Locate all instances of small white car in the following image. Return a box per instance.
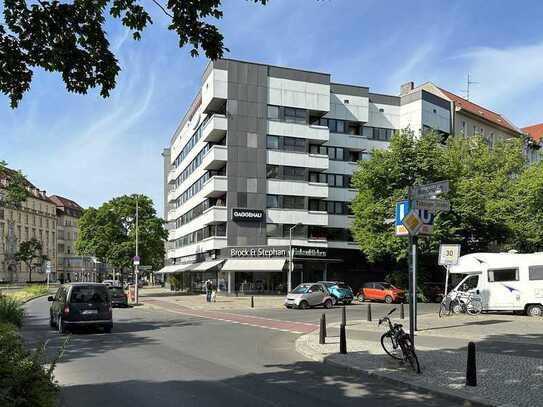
[284,283,334,309]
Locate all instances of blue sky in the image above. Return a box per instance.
[2,0,543,216]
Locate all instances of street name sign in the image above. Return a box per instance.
[414,199,450,214]
[438,244,461,266]
[402,210,423,236]
[413,180,449,199]
[395,200,434,236]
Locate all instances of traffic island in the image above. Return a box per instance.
[295,327,541,407]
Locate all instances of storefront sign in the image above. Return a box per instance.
[232,208,265,222]
[293,247,327,258]
[230,247,287,258]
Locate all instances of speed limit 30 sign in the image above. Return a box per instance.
[438,244,461,266]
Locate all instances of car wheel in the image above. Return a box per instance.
[527,304,543,317]
[358,294,365,302]
[299,301,309,310]
[324,299,333,309]
[58,316,66,335]
[385,295,393,304]
[330,295,338,305]
[49,313,55,328]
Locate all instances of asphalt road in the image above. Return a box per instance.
[22,297,458,407]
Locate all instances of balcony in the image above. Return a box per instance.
[267,209,328,226]
[202,114,227,143]
[267,179,328,199]
[168,236,227,259]
[170,206,227,239]
[267,150,328,171]
[202,175,228,198]
[202,69,228,114]
[268,120,329,143]
[203,145,228,170]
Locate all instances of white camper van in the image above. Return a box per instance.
[449,252,543,317]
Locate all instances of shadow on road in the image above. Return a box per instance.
[59,360,452,407]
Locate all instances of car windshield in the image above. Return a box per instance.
[70,286,109,303]
[337,283,350,289]
[322,282,334,288]
[292,285,310,294]
[109,287,124,295]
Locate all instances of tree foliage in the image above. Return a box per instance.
[76,194,167,273]
[0,0,268,108]
[14,238,48,283]
[0,160,30,208]
[351,130,526,271]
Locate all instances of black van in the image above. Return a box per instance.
[48,283,113,334]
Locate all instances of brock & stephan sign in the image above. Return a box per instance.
[232,208,265,222]
[230,247,287,258]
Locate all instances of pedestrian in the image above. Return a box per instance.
[211,281,217,302]
[205,279,212,302]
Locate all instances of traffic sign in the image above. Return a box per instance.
[395,200,434,236]
[413,180,449,199]
[414,199,450,213]
[133,255,140,266]
[438,244,461,266]
[45,261,51,274]
[402,210,423,236]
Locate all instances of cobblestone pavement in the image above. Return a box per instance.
[296,320,543,407]
[342,307,543,343]
[144,298,318,334]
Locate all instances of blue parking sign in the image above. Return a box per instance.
[395,200,434,236]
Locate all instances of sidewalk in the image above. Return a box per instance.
[296,313,543,407]
[140,288,285,310]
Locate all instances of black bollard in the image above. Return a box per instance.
[367,303,372,322]
[400,302,405,319]
[251,296,254,308]
[466,342,477,386]
[319,314,326,344]
[341,306,346,326]
[339,323,347,354]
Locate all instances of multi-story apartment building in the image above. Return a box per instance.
[522,123,543,163]
[49,195,95,283]
[161,58,526,293]
[0,169,57,283]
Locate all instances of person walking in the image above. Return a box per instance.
[211,280,217,302]
[205,279,212,302]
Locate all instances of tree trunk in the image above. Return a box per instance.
[27,264,32,284]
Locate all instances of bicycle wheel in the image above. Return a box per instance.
[467,299,482,315]
[451,299,464,314]
[401,336,421,373]
[380,332,403,360]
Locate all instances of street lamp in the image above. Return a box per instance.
[288,223,303,293]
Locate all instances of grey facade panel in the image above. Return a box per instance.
[421,90,451,111]
[331,83,369,98]
[369,93,401,106]
[400,89,423,106]
[225,60,269,246]
[268,66,330,85]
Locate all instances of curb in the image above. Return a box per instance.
[20,293,51,304]
[295,336,497,407]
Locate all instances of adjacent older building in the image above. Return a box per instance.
[161,58,528,293]
[0,169,57,283]
[522,123,543,163]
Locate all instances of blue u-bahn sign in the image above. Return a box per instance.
[395,200,434,236]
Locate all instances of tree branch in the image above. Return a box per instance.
[151,0,173,18]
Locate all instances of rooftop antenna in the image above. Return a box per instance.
[463,73,480,101]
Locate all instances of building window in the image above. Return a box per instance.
[283,136,306,152]
[267,135,279,150]
[283,166,306,181]
[283,195,305,209]
[267,195,279,208]
[284,107,306,124]
[267,105,280,120]
[266,223,282,238]
[266,165,279,179]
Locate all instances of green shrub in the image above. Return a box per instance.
[0,296,24,327]
[0,325,60,407]
[23,285,49,297]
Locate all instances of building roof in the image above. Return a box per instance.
[0,166,55,204]
[522,123,543,142]
[437,87,521,134]
[49,195,83,211]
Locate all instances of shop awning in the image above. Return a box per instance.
[154,264,193,274]
[221,258,286,272]
[190,259,225,272]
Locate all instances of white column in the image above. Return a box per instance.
[227,271,232,294]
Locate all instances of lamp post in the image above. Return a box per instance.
[288,223,303,293]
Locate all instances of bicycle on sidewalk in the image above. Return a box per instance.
[439,291,483,317]
[379,308,421,373]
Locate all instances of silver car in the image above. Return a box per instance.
[284,283,334,309]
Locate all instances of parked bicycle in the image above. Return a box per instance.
[379,308,421,373]
[439,291,482,317]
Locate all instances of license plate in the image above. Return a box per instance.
[82,310,98,315]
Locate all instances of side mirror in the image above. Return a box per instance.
[47,296,54,302]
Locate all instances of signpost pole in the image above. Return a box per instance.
[407,186,416,346]
[444,265,450,297]
[412,235,418,333]
[135,198,139,305]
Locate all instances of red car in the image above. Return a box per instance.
[358,282,405,304]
